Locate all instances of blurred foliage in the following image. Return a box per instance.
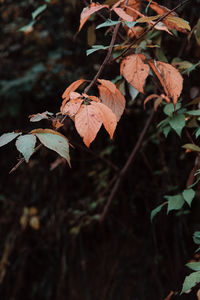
[0,0,200,299]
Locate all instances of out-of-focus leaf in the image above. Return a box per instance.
[32,4,47,20]
[167,194,185,213]
[96,19,120,29]
[151,203,165,222]
[182,189,195,206]
[186,262,200,271]
[182,144,200,152]
[181,271,200,294]
[0,132,21,147]
[169,114,185,136]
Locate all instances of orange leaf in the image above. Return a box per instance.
[75,104,102,147]
[148,1,177,16]
[62,98,83,116]
[97,79,116,94]
[83,93,101,102]
[123,0,142,21]
[120,54,150,93]
[113,7,133,22]
[154,61,183,106]
[61,79,85,112]
[79,3,108,32]
[91,102,117,139]
[69,91,82,100]
[98,84,125,121]
[148,60,169,96]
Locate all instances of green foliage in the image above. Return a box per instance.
[15,135,36,163]
[181,271,200,294]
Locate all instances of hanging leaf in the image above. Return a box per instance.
[181,271,200,294]
[15,134,36,163]
[167,194,185,213]
[182,189,195,206]
[0,132,22,147]
[98,82,126,121]
[98,79,116,94]
[75,104,102,147]
[61,79,85,111]
[120,54,150,93]
[169,114,185,137]
[79,3,109,32]
[91,102,117,139]
[151,61,183,106]
[182,144,200,152]
[31,129,70,166]
[62,98,83,116]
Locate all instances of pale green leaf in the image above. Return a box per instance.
[186,262,200,271]
[15,134,36,163]
[124,21,137,29]
[182,189,195,206]
[182,143,200,152]
[193,231,200,245]
[96,19,120,29]
[181,271,200,294]
[163,103,181,116]
[32,4,47,20]
[169,114,185,136]
[187,110,200,116]
[19,20,35,32]
[32,129,70,166]
[167,194,185,213]
[151,203,165,222]
[0,132,22,147]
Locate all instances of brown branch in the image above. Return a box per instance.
[99,109,155,223]
[112,0,191,62]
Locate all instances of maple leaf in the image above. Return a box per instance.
[75,104,102,147]
[149,60,183,107]
[79,3,109,32]
[92,102,117,139]
[61,79,85,112]
[120,54,150,93]
[98,80,125,121]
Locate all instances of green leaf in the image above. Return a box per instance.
[0,132,22,147]
[124,21,137,29]
[32,129,70,166]
[186,262,200,271]
[162,125,171,138]
[182,189,195,206]
[19,20,35,32]
[181,271,200,294]
[193,231,200,245]
[15,134,36,163]
[163,103,181,117]
[86,44,119,56]
[167,194,185,213]
[32,4,47,20]
[196,128,200,138]
[182,143,200,152]
[169,114,185,136]
[96,19,120,29]
[150,203,166,222]
[187,110,200,116]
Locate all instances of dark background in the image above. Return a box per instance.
[0,0,200,299]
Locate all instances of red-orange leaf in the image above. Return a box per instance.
[61,79,85,112]
[120,54,150,93]
[62,98,83,116]
[79,3,108,32]
[148,60,169,96]
[75,104,102,147]
[113,7,133,22]
[91,102,117,139]
[154,61,183,106]
[98,84,125,121]
[97,79,116,94]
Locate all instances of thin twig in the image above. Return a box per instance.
[99,109,155,223]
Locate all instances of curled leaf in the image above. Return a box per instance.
[61,79,85,112]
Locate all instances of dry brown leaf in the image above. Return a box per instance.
[113,7,133,22]
[79,3,109,32]
[75,104,102,147]
[164,16,191,33]
[148,1,177,16]
[61,79,85,112]
[98,79,116,94]
[120,54,150,93]
[83,94,101,102]
[98,84,125,121]
[157,61,183,106]
[52,119,64,129]
[92,102,117,139]
[69,91,82,100]
[148,60,169,97]
[62,98,83,116]
[153,21,173,35]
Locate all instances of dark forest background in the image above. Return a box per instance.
[0,0,200,299]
